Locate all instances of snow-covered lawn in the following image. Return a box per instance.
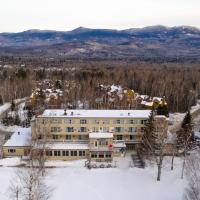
[0,156,187,200]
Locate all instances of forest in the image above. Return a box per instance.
[0,57,200,112]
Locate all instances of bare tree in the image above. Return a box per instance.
[183,150,200,200]
[9,168,52,200]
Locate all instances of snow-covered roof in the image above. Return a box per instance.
[39,109,151,118]
[89,132,113,139]
[141,101,154,107]
[194,132,200,139]
[47,143,89,150]
[3,128,31,147]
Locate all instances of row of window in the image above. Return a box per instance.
[91,153,112,158]
[8,149,16,153]
[51,135,138,141]
[46,150,86,157]
[41,119,147,125]
[51,127,145,133]
[52,135,86,140]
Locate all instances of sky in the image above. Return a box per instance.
[0,0,200,32]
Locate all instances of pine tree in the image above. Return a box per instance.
[177,110,193,149]
[142,109,157,156]
[11,100,15,111]
[177,110,194,179]
[157,104,169,117]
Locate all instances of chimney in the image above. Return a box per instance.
[64,109,67,115]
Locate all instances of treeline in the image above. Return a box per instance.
[0,59,200,112]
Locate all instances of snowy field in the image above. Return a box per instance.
[0,156,187,200]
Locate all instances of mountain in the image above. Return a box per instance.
[0,26,200,59]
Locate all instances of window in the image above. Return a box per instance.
[105,153,112,158]
[116,135,123,140]
[93,119,99,124]
[51,127,61,132]
[71,151,77,156]
[95,141,98,147]
[64,119,74,124]
[80,119,87,124]
[114,119,124,124]
[91,153,97,158]
[53,135,58,140]
[54,151,61,156]
[102,120,109,124]
[99,140,108,146]
[66,135,71,140]
[62,151,69,156]
[46,150,52,156]
[103,127,109,132]
[78,135,83,140]
[115,127,123,133]
[65,127,74,132]
[99,153,104,158]
[130,135,136,140]
[92,127,99,132]
[8,149,16,153]
[129,119,139,124]
[141,120,147,124]
[51,118,62,124]
[128,127,137,133]
[79,151,85,156]
[80,127,87,132]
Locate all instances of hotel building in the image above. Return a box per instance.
[3,109,168,162]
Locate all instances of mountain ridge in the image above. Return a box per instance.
[0,25,199,59]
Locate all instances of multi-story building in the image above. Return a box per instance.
[3,109,168,162]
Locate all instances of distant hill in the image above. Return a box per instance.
[0,26,200,59]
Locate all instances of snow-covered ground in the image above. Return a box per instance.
[0,156,187,200]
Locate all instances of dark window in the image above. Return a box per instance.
[62,151,69,156]
[46,150,52,156]
[91,153,97,158]
[116,135,123,140]
[79,151,85,156]
[8,149,16,153]
[99,153,104,158]
[65,127,74,132]
[115,127,122,132]
[80,119,87,124]
[106,153,111,158]
[80,127,87,132]
[71,151,77,156]
[54,150,61,156]
[66,135,71,140]
[53,135,58,140]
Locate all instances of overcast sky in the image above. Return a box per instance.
[1,0,200,32]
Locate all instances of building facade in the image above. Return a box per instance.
[3,109,168,162]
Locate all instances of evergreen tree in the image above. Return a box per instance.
[142,109,157,156]
[177,110,194,179]
[14,113,21,125]
[177,110,193,149]
[11,100,15,111]
[157,104,169,117]
[0,95,3,105]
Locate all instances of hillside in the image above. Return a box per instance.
[0,26,200,59]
